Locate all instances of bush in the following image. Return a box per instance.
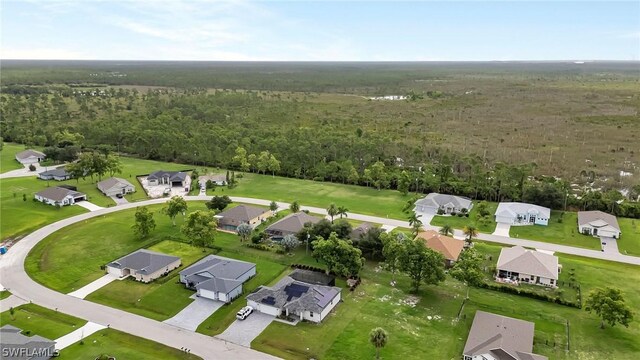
[477,282,581,308]
[437,209,445,215]
[457,213,464,217]
[28,164,36,171]
[252,232,265,244]
[245,243,271,252]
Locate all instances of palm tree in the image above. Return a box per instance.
[369,327,388,360]
[289,201,300,213]
[408,213,422,228]
[337,206,349,219]
[439,224,454,237]
[462,225,478,247]
[327,203,339,223]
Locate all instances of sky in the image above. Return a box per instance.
[1,0,639,61]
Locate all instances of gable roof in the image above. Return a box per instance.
[415,230,464,261]
[35,186,85,202]
[147,170,187,182]
[97,177,135,192]
[247,274,340,315]
[181,255,256,292]
[415,193,473,210]
[463,311,547,360]
[15,149,45,160]
[577,211,620,231]
[496,246,558,280]
[216,205,269,224]
[495,202,551,219]
[108,249,180,275]
[0,325,55,349]
[266,212,322,234]
[38,167,70,178]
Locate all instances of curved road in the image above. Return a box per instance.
[1,195,639,359]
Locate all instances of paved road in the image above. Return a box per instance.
[1,194,638,359]
[0,163,66,179]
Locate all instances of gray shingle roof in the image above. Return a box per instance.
[181,255,256,293]
[247,274,340,315]
[414,193,473,210]
[496,246,559,280]
[147,170,187,182]
[97,177,135,192]
[463,311,547,360]
[38,167,70,178]
[196,277,243,293]
[495,202,551,219]
[577,211,620,231]
[216,205,269,226]
[0,325,55,356]
[266,212,322,234]
[15,149,45,160]
[107,249,180,275]
[35,186,85,202]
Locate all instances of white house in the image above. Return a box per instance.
[496,246,560,287]
[34,187,86,206]
[38,168,72,181]
[107,249,181,283]
[15,149,45,165]
[180,255,256,303]
[414,193,473,215]
[247,271,341,323]
[97,177,136,197]
[147,170,189,187]
[495,202,550,226]
[577,210,621,238]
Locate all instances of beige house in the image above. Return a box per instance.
[215,204,272,232]
[578,210,621,238]
[97,177,136,197]
[106,249,181,283]
[496,246,560,287]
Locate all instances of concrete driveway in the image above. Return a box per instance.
[75,201,103,212]
[68,274,118,299]
[164,296,224,331]
[110,195,129,205]
[600,237,620,254]
[492,222,512,237]
[415,212,435,226]
[217,312,275,347]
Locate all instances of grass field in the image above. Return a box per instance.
[0,290,11,300]
[618,218,640,256]
[221,172,411,220]
[86,241,212,321]
[25,202,209,293]
[0,304,86,340]
[58,328,201,360]
[0,142,30,173]
[430,201,499,233]
[509,211,601,250]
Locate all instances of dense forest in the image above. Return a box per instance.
[1,61,639,216]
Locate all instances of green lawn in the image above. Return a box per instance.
[0,142,31,172]
[86,241,212,321]
[509,211,601,250]
[25,202,209,293]
[618,218,640,256]
[0,304,86,340]
[58,329,201,360]
[0,290,11,300]
[219,172,411,220]
[0,177,87,241]
[430,201,498,233]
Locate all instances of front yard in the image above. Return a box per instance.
[0,304,86,340]
[509,211,601,250]
[430,201,498,233]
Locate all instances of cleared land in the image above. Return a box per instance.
[0,304,86,340]
[0,142,30,172]
[58,328,201,360]
[618,218,640,256]
[429,201,498,233]
[509,211,601,250]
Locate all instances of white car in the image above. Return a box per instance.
[236,306,254,320]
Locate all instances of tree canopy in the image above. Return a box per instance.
[312,232,364,277]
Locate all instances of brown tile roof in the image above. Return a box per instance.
[415,230,464,261]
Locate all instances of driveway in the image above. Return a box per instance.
[600,237,620,254]
[0,163,66,179]
[415,212,435,227]
[217,312,275,347]
[492,222,511,237]
[75,201,104,212]
[140,176,190,198]
[55,322,106,350]
[110,195,129,205]
[67,274,118,299]
[164,296,224,331]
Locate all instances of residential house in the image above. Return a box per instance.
[495,202,551,226]
[463,311,548,360]
[578,210,621,238]
[265,212,322,239]
[350,222,376,241]
[106,249,181,283]
[180,255,256,303]
[247,272,341,323]
[38,167,72,181]
[208,174,227,186]
[35,187,86,206]
[15,149,45,165]
[415,230,464,267]
[97,177,136,197]
[147,170,189,187]
[414,193,473,215]
[1,325,57,360]
[215,204,272,232]
[496,246,560,287]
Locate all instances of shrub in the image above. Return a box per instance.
[245,243,271,252]
[437,209,445,215]
[477,282,581,308]
[28,164,36,171]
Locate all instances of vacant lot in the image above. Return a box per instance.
[509,211,601,250]
[0,304,86,340]
[0,142,31,172]
[618,218,640,256]
[58,328,201,360]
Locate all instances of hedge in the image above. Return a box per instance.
[478,282,581,309]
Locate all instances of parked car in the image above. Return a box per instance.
[115,193,124,199]
[236,306,254,320]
